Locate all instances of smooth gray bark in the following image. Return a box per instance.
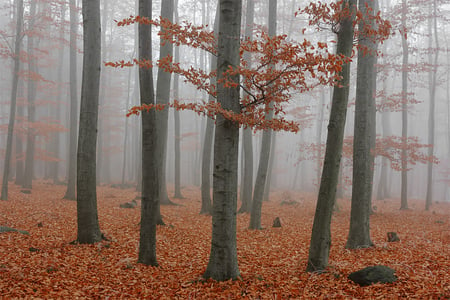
[306,0,356,272]
[264,132,276,201]
[238,0,255,214]
[400,0,408,210]
[346,0,378,249]
[200,3,219,214]
[249,0,276,229]
[425,0,438,211]
[121,64,133,186]
[156,0,176,206]
[22,0,38,190]
[1,0,23,201]
[203,0,242,281]
[173,0,183,199]
[14,82,25,186]
[64,0,78,200]
[76,0,102,244]
[138,0,159,266]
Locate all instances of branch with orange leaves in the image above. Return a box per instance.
[127,100,300,133]
[108,15,349,133]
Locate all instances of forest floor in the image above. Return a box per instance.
[0,181,449,299]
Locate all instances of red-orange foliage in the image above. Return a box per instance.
[108,13,356,133]
[0,182,448,298]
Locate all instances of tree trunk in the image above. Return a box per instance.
[425,0,438,211]
[14,82,25,186]
[22,0,38,190]
[137,0,159,266]
[306,0,356,272]
[173,0,184,199]
[264,132,276,201]
[76,0,102,244]
[203,0,242,281]
[200,3,219,215]
[64,0,78,200]
[238,0,254,214]
[121,64,133,186]
[156,0,175,206]
[346,0,378,249]
[1,0,23,201]
[249,0,277,229]
[400,0,409,210]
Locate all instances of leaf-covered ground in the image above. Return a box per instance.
[0,181,449,299]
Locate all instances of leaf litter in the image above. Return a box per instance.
[0,181,448,298]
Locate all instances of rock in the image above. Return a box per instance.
[272,217,282,228]
[0,226,29,235]
[348,265,397,286]
[120,199,137,208]
[387,232,400,242]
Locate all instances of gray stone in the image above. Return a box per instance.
[348,265,397,286]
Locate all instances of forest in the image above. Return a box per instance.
[0,0,449,298]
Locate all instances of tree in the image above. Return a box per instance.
[1,0,24,201]
[64,0,78,200]
[22,0,38,190]
[249,0,277,230]
[238,0,255,214]
[425,0,439,211]
[200,3,219,215]
[76,0,102,244]
[155,0,175,207]
[400,0,409,210]
[306,0,357,272]
[137,0,159,266]
[173,0,184,199]
[203,0,242,281]
[346,0,379,249]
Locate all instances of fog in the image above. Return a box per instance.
[1,0,450,204]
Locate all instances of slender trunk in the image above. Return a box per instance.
[200,3,219,214]
[400,0,409,210]
[306,0,356,272]
[156,0,175,206]
[238,0,254,214]
[121,60,133,186]
[76,0,102,244]
[263,132,276,201]
[15,82,25,186]
[138,0,159,266]
[172,0,184,199]
[249,0,277,229]
[64,0,78,200]
[425,0,438,211]
[1,0,23,200]
[22,0,38,190]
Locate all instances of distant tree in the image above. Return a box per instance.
[400,0,409,210]
[1,0,24,201]
[22,0,38,190]
[155,0,175,207]
[64,0,79,201]
[76,0,102,244]
[249,0,277,230]
[425,0,439,211]
[200,3,219,215]
[173,0,184,199]
[238,0,255,214]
